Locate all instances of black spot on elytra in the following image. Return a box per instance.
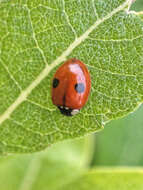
[53,78,59,88]
[75,83,85,93]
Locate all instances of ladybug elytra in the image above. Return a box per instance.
[51,58,91,116]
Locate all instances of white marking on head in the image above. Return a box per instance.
[71,109,79,116]
[65,107,69,110]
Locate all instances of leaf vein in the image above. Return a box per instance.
[26,99,56,112]
[88,34,143,42]
[1,59,22,91]
[92,0,99,19]
[93,88,137,100]
[87,64,138,77]
[62,0,77,38]
[0,0,131,125]
[27,6,48,65]
[9,117,59,137]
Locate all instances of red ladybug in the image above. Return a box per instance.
[52,58,91,116]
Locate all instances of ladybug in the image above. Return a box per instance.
[51,58,91,116]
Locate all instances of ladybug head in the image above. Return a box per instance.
[58,106,79,116]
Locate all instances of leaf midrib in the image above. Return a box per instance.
[0,0,130,125]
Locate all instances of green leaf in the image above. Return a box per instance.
[0,137,92,190]
[93,104,143,166]
[0,0,143,153]
[61,168,143,190]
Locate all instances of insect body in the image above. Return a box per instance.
[52,58,91,116]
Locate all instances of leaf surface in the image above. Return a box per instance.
[0,0,143,153]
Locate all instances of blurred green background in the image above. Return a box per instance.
[93,104,143,166]
[131,0,143,11]
[92,0,143,167]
